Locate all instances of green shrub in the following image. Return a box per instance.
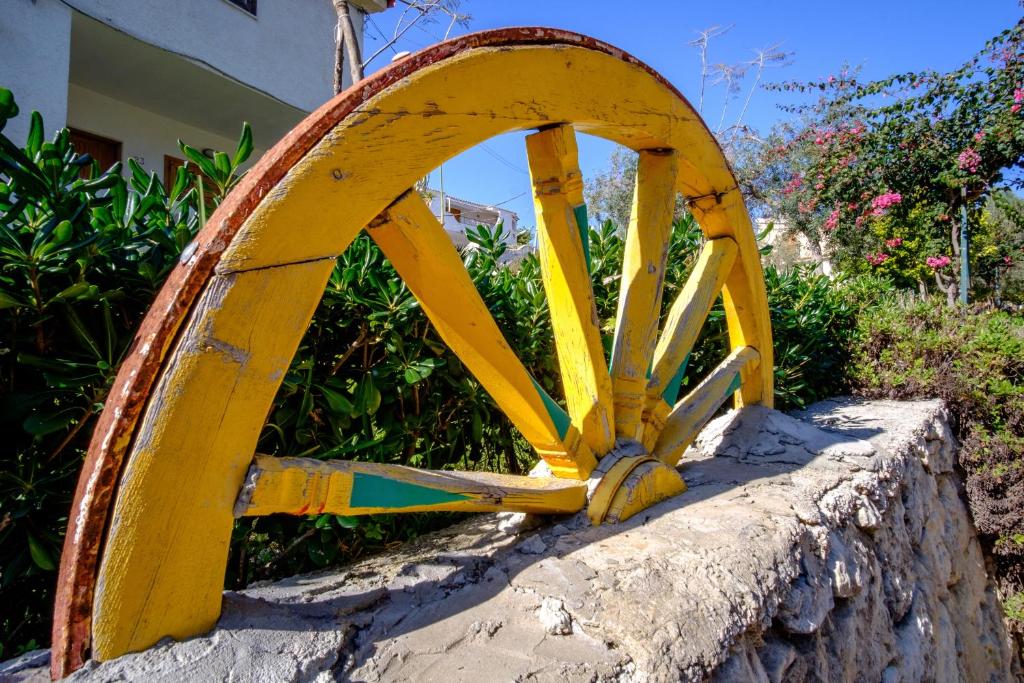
[850,296,1024,630]
[0,91,249,658]
[0,90,864,657]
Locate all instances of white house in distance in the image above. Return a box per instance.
[755,216,833,275]
[423,188,520,248]
[423,188,536,265]
[2,0,389,185]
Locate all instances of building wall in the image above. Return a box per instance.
[1,0,369,143]
[62,0,351,111]
[67,84,256,178]
[425,193,520,242]
[0,0,72,144]
[756,216,832,275]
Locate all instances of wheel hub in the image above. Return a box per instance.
[586,441,686,525]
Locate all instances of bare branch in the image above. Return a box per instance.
[333,0,364,91]
[710,61,748,134]
[360,0,471,72]
[688,24,733,114]
[734,43,793,130]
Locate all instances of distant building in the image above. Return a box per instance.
[2,0,390,185]
[423,188,520,247]
[422,188,535,265]
[755,217,833,275]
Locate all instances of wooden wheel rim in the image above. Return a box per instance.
[52,27,773,677]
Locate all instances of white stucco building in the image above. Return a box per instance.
[755,216,833,275]
[424,188,520,248]
[2,0,389,183]
[423,188,536,265]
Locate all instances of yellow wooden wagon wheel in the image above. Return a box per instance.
[51,28,772,678]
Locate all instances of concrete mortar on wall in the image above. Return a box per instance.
[4,398,1018,682]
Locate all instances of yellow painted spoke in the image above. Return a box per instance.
[651,345,760,465]
[609,149,679,441]
[368,192,595,480]
[526,124,616,456]
[640,237,737,448]
[236,455,588,516]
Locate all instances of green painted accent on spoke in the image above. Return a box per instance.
[349,472,471,509]
[662,353,690,404]
[530,376,571,440]
[572,204,592,273]
[725,372,742,399]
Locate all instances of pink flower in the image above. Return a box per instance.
[869,192,903,216]
[815,182,824,190]
[974,130,986,142]
[781,175,803,196]
[1004,255,1013,266]
[866,252,890,266]
[1014,88,1024,103]
[885,237,903,248]
[926,255,952,270]
[824,208,841,231]
[1013,104,1022,114]
[958,147,982,173]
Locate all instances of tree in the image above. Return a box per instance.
[751,19,1024,302]
[332,0,469,94]
[584,147,690,230]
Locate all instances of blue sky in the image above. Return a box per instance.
[362,1,1022,229]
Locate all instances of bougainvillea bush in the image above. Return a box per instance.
[739,18,1024,302]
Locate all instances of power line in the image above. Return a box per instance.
[366,16,400,56]
[493,191,528,207]
[479,143,528,175]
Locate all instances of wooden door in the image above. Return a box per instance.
[165,154,217,206]
[69,128,121,176]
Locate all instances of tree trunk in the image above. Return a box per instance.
[936,271,957,307]
[333,1,364,94]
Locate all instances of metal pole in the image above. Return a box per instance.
[438,164,446,228]
[959,186,969,305]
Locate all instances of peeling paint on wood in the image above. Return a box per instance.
[653,346,760,466]
[641,238,737,449]
[90,259,335,662]
[369,192,596,480]
[236,455,588,517]
[609,149,678,441]
[527,125,616,457]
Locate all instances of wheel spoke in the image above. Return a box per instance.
[368,191,596,480]
[526,124,616,456]
[609,149,679,441]
[236,455,588,516]
[640,237,737,449]
[651,345,760,465]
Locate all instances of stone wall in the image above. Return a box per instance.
[5,399,1018,682]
